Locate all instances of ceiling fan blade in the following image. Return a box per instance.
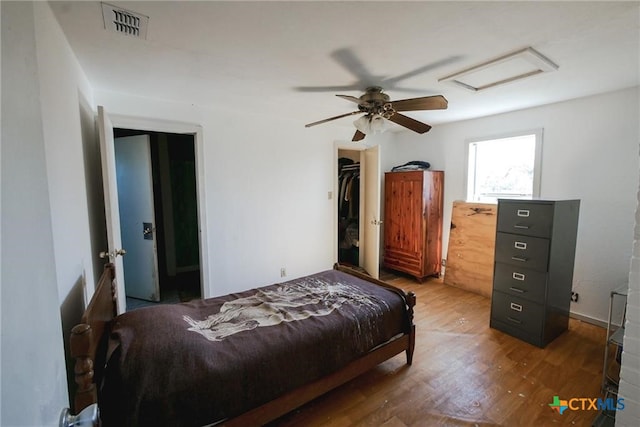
[391,95,448,112]
[336,94,362,104]
[294,84,362,92]
[337,94,373,110]
[331,48,381,86]
[382,55,462,86]
[305,111,361,128]
[387,113,432,134]
[352,130,366,141]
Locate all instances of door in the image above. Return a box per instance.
[362,145,381,279]
[114,135,160,301]
[97,106,126,314]
[384,172,424,259]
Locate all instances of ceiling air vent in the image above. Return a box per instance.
[101,2,148,39]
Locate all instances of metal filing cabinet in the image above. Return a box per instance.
[490,199,580,347]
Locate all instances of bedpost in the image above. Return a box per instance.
[406,291,416,365]
[69,263,118,413]
[70,323,97,412]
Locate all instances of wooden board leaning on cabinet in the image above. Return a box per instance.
[444,201,497,298]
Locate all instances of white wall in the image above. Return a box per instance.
[94,90,342,297]
[35,0,97,305]
[1,2,70,425]
[381,87,640,324]
[617,170,640,426]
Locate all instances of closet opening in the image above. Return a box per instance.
[335,144,381,279]
[337,150,362,267]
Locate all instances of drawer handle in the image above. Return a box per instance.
[510,302,523,312]
[507,316,522,324]
[511,256,528,262]
[512,272,526,281]
[517,209,530,217]
[509,287,526,293]
[514,224,530,229]
[514,241,527,250]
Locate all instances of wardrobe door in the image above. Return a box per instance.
[422,170,444,278]
[383,171,424,277]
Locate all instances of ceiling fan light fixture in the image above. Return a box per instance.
[354,114,387,135]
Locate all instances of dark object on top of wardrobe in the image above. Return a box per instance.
[391,160,431,172]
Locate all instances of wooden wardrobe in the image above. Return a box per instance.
[383,170,444,281]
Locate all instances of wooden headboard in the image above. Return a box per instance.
[70,263,117,412]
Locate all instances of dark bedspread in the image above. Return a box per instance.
[99,269,410,427]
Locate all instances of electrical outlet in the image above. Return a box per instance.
[280,268,286,277]
[571,292,579,302]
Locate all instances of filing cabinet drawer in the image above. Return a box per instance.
[495,232,550,271]
[497,201,553,238]
[493,262,547,304]
[491,291,544,337]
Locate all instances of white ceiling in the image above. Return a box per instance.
[49,1,640,131]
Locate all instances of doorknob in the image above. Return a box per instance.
[99,249,127,259]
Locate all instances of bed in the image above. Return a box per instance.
[70,263,416,426]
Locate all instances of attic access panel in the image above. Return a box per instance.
[439,47,558,91]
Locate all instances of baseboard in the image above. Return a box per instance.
[569,311,608,328]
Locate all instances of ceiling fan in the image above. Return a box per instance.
[304,86,448,141]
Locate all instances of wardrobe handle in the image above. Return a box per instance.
[514,224,529,230]
[507,316,522,324]
[509,287,526,293]
[511,256,528,262]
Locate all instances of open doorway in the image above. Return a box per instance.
[114,128,202,309]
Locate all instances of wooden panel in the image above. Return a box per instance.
[444,201,497,297]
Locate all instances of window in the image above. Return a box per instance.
[466,130,542,202]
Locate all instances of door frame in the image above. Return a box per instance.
[333,141,381,278]
[108,113,210,303]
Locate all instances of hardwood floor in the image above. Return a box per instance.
[268,272,609,427]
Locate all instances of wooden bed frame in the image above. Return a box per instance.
[70,263,416,426]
